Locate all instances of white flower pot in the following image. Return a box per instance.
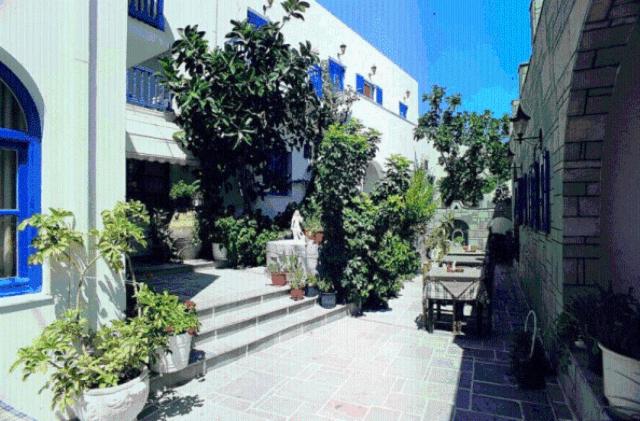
[152,333,193,374]
[599,343,640,416]
[73,369,149,421]
[212,243,228,262]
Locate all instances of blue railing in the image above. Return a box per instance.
[126,66,172,111]
[129,0,165,30]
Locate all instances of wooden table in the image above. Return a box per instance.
[423,266,488,334]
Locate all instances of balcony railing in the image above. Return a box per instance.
[128,0,164,30]
[126,66,172,112]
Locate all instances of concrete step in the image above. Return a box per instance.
[196,284,291,319]
[134,259,217,276]
[196,294,317,343]
[150,303,347,393]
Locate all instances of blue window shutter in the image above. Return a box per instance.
[309,65,323,97]
[399,102,408,118]
[247,9,268,28]
[328,59,345,91]
[356,74,365,94]
[376,86,383,105]
[267,151,291,196]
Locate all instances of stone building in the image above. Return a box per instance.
[512,0,640,418]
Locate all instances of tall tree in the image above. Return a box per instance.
[160,0,319,222]
[414,85,511,207]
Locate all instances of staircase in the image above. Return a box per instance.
[142,264,347,392]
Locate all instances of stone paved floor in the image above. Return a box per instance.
[142,265,574,421]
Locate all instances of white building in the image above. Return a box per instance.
[0,1,435,417]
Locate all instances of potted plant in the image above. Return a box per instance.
[11,202,154,421]
[168,180,202,260]
[135,284,200,374]
[303,213,324,245]
[305,274,319,297]
[267,255,288,286]
[317,277,337,309]
[509,310,549,390]
[211,216,233,264]
[288,263,306,301]
[592,290,640,417]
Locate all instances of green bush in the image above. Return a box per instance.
[169,180,199,210]
[214,216,282,267]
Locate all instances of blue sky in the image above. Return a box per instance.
[316,0,532,116]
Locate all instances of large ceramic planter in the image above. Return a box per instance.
[73,369,149,421]
[153,333,193,374]
[169,211,201,260]
[599,343,640,416]
[319,292,336,309]
[212,243,228,262]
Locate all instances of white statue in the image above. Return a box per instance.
[291,210,305,241]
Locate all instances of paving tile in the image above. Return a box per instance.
[278,378,337,404]
[428,367,461,385]
[255,394,303,417]
[423,400,455,421]
[245,408,288,420]
[453,409,514,421]
[319,399,369,420]
[386,357,431,379]
[335,373,396,406]
[521,402,555,421]
[471,394,522,419]
[364,406,402,421]
[456,388,471,410]
[384,392,429,416]
[399,344,434,359]
[217,370,282,401]
[473,381,547,404]
[306,366,350,386]
[474,362,513,385]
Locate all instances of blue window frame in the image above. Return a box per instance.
[247,9,268,28]
[355,74,382,105]
[328,59,345,91]
[309,65,323,97]
[265,151,291,196]
[399,102,408,119]
[0,61,42,297]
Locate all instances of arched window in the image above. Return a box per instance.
[0,61,41,297]
[451,219,470,246]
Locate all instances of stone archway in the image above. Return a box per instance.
[562,2,640,292]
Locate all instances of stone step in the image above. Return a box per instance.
[195,284,291,319]
[196,294,317,343]
[150,303,347,393]
[200,303,347,370]
[134,259,217,276]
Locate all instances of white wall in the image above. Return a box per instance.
[0,1,128,417]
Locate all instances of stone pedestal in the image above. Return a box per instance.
[266,239,319,275]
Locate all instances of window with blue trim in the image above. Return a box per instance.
[0,62,42,297]
[399,102,408,119]
[265,151,291,196]
[247,9,268,28]
[328,59,345,91]
[355,74,382,105]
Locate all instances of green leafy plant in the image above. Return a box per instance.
[306,274,317,287]
[10,310,153,412]
[288,263,306,290]
[414,85,511,206]
[169,180,200,210]
[18,201,150,310]
[214,216,282,267]
[316,277,335,293]
[425,214,454,264]
[135,284,199,352]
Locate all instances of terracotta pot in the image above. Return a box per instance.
[290,288,305,301]
[599,343,640,417]
[72,369,149,421]
[271,272,287,286]
[152,332,193,374]
[305,230,324,244]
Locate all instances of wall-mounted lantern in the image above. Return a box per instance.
[337,44,347,59]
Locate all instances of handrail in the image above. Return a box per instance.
[128,0,164,30]
[126,66,172,112]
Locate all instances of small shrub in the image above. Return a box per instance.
[214,216,282,267]
[169,180,199,210]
